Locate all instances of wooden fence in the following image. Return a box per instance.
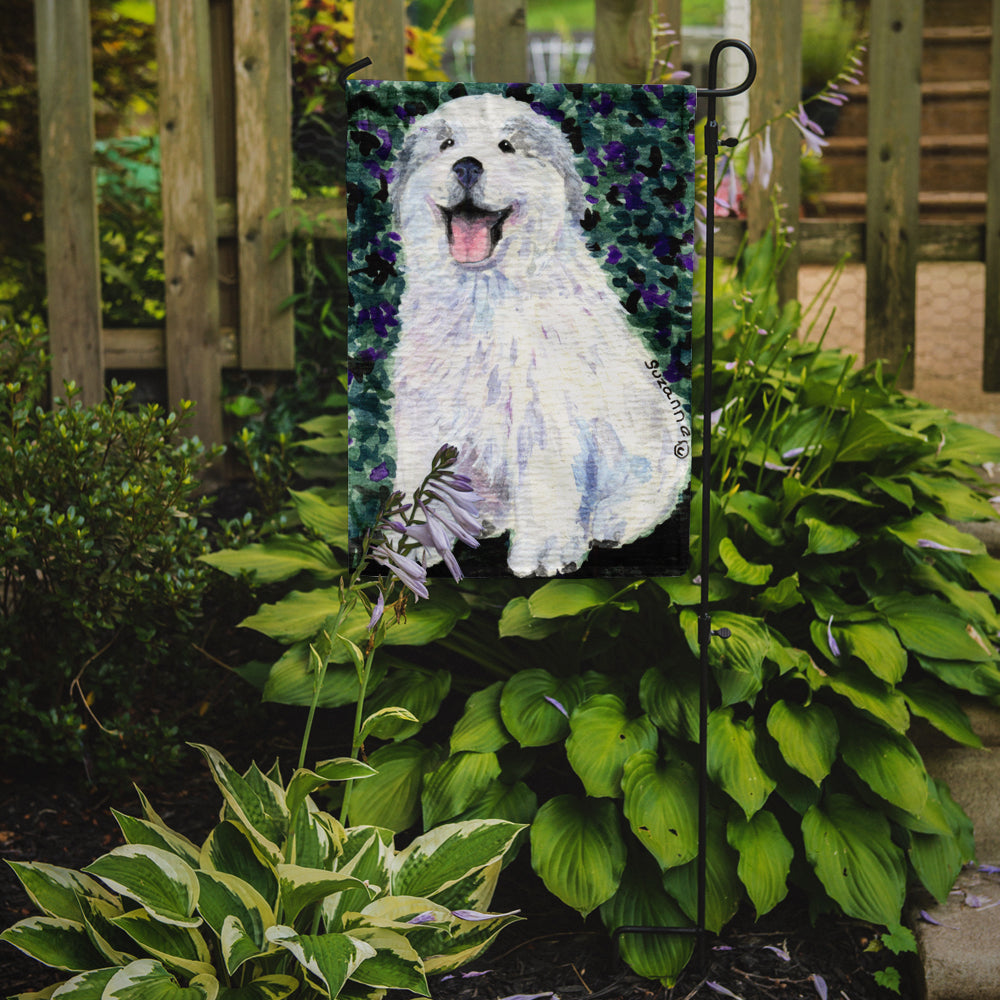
[33,0,1000,446]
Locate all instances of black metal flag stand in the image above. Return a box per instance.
[340,37,758,974]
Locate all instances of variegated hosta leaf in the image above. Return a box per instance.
[838,718,929,817]
[78,894,136,966]
[83,846,200,928]
[529,795,626,917]
[565,695,658,799]
[499,670,585,747]
[420,906,523,975]
[265,926,375,998]
[802,793,906,926]
[727,810,793,918]
[214,974,299,999]
[765,700,838,786]
[421,751,502,829]
[706,707,776,818]
[391,820,524,901]
[424,859,501,916]
[191,745,288,863]
[4,861,118,922]
[102,958,218,999]
[285,760,375,824]
[288,802,343,870]
[322,829,393,931]
[450,681,511,754]
[110,908,214,979]
[661,811,742,934]
[277,865,376,925]
[43,966,118,997]
[621,751,699,871]
[195,871,274,974]
[200,822,278,910]
[112,811,202,868]
[599,854,694,987]
[0,915,107,971]
[345,926,429,995]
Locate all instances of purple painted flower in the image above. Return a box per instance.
[369,462,390,482]
[371,543,429,600]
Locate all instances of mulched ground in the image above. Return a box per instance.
[1,740,913,1000]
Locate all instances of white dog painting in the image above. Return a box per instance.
[347,83,697,578]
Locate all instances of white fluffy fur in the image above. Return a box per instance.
[389,93,690,577]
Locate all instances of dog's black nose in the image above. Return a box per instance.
[452,156,483,190]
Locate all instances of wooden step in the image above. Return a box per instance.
[822,134,989,193]
[922,25,993,83]
[833,80,991,137]
[922,0,992,28]
[814,190,987,222]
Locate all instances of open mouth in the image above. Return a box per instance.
[440,200,513,264]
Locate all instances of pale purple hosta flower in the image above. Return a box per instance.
[746,124,774,191]
[791,104,829,156]
[402,503,465,582]
[544,695,569,718]
[424,475,483,542]
[451,908,521,921]
[827,615,841,658]
[706,983,742,999]
[811,974,828,1000]
[763,944,790,962]
[407,911,438,925]
[917,538,973,555]
[371,543,429,600]
[367,590,385,631]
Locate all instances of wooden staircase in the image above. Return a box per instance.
[816,0,992,221]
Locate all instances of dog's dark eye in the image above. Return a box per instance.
[440,138,454,151]
[498,139,516,153]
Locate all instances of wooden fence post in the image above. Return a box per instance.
[34,0,104,405]
[157,0,223,445]
[594,0,656,83]
[355,0,406,80]
[746,0,801,305]
[983,0,1000,391]
[474,0,527,81]
[864,0,923,389]
[233,0,294,369]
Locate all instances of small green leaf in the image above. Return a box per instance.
[450,682,511,754]
[803,517,859,556]
[707,708,776,819]
[718,537,772,585]
[421,752,502,829]
[839,718,929,817]
[886,512,985,557]
[288,489,349,545]
[4,862,118,923]
[527,579,619,618]
[276,865,373,925]
[110,909,214,978]
[765,700,838,786]
[901,680,982,748]
[727,811,793,917]
[530,795,626,917]
[499,670,584,747]
[875,594,995,662]
[200,536,342,584]
[497,596,565,639]
[347,740,441,832]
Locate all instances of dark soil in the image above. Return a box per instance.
[1,750,915,1000]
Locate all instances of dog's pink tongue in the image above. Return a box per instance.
[450,214,497,263]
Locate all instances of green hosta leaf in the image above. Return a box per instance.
[393,820,524,900]
[347,740,442,832]
[195,871,273,974]
[265,926,375,997]
[909,827,965,905]
[322,830,393,931]
[809,661,910,732]
[359,706,421,742]
[190,746,287,862]
[835,621,907,684]
[4,862,118,922]
[755,573,805,614]
[707,708,776,818]
[76,895,135,966]
[661,811,741,933]
[276,865,374,925]
[362,667,451,740]
[655,573,737,606]
[450,682,511,754]
[260,643,387,709]
[727,811,793,918]
[112,812,201,868]
[621,751,698,871]
[765,700,838,786]
[874,594,995,662]
[565,695,658,798]
[497,595,565,639]
[241,589,343,643]
[802,517,859,556]
[718,537,772,585]
[935,421,1000,464]
[802,793,906,926]
[421,751,502,828]
[599,853,694,987]
[901,680,982,748]
[916,655,1000,697]
[835,410,927,463]
[527,579,619,618]
[346,926,428,994]
[886,512,985,557]
[200,536,341,584]
[839,718,929,816]
[288,489,349,545]
[967,553,1000,597]
[216,975,299,999]
[0,916,107,971]
[200,822,278,910]
[906,472,998,521]
[499,670,584,747]
[911,562,1000,633]
[285,759,376,822]
[453,779,538,827]
[724,490,784,545]
[639,663,699,742]
[680,610,770,706]
[83,846,200,928]
[866,474,914,509]
[103,959,218,999]
[111,908,214,977]
[530,795,626,917]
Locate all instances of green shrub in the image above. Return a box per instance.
[211,231,1000,985]
[0,317,220,783]
[1,743,524,997]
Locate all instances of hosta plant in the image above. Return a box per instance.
[1,744,523,999]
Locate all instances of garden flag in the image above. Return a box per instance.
[347,81,696,578]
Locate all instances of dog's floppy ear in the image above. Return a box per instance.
[390,127,421,225]
[513,111,589,223]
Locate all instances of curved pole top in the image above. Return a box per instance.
[697,39,756,99]
[337,57,373,90]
